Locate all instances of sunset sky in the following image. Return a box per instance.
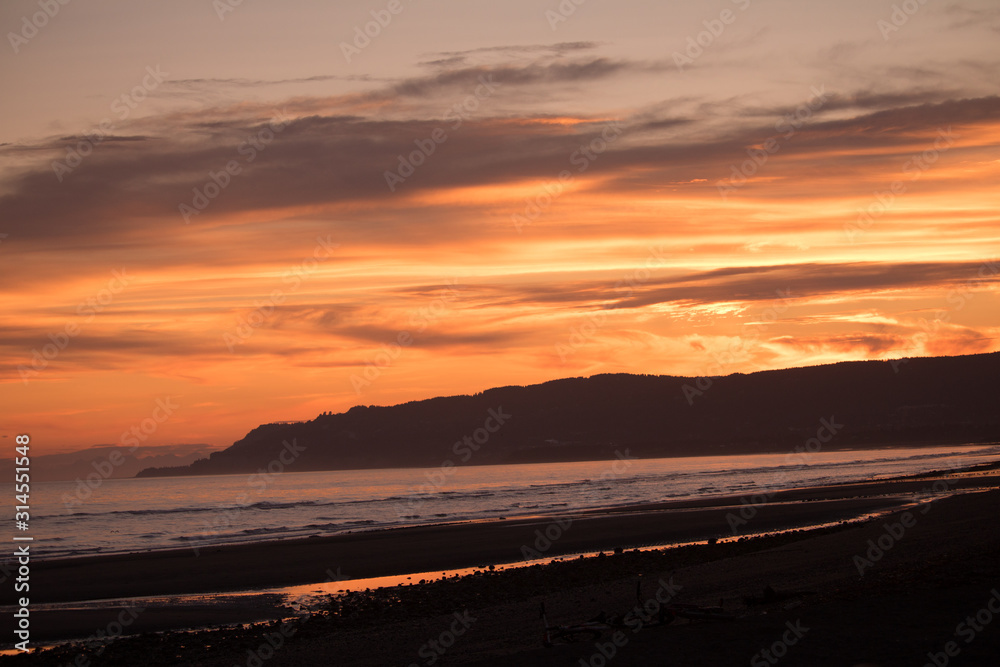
[1,0,998,453]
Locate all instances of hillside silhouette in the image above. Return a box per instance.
[137,352,1000,477]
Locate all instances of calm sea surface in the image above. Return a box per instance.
[9,444,1000,560]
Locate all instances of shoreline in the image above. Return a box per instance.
[26,443,1000,565]
[25,494,907,603]
[21,470,1000,605]
[21,483,942,606]
[3,469,997,648]
[29,456,1000,565]
[6,480,1000,664]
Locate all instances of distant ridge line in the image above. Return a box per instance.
[136,352,1000,478]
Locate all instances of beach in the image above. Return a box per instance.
[4,465,1000,664]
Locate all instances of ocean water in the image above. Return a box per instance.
[9,444,1000,560]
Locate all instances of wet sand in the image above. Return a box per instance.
[27,479,954,604]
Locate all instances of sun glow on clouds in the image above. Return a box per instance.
[1,1,998,452]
